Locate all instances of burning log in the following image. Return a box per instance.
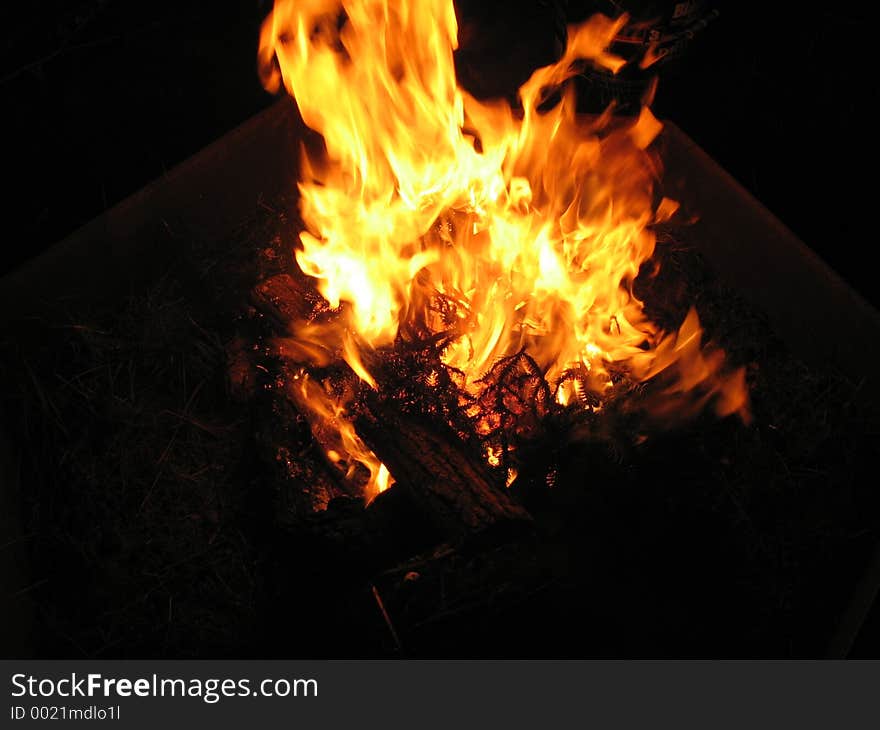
[355,397,532,540]
[250,272,532,541]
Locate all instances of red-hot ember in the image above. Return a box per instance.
[258,0,748,499]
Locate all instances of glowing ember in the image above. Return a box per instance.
[258,0,748,498]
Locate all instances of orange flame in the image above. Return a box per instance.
[286,369,393,500]
[259,0,748,495]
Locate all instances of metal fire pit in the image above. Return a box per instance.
[3,98,880,657]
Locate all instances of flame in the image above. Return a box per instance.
[258,0,748,495]
[286,369,393,500]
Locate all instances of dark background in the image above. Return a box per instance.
[3,1,875,305]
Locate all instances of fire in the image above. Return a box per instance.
[285,369,393,500]
[258,0,748,497]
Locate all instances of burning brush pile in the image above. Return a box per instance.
[232,0,880,654]
[251,0,747,512]
[6,0,880,659]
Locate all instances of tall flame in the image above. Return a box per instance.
[258,0,748,496]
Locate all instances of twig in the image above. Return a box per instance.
[371,584,404,654]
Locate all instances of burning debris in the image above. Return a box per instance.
[254,0,748,504]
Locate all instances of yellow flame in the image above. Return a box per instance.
[259,0,749,495]
[288,371,393,500]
